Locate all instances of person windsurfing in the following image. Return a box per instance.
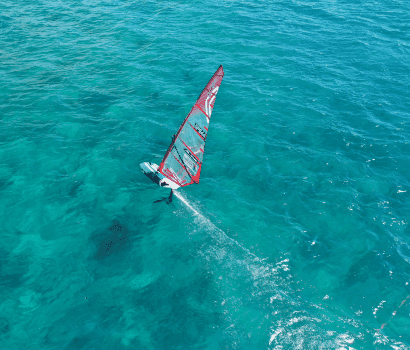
[139,65,224,203]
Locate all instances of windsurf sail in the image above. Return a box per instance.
[157,65,224,187]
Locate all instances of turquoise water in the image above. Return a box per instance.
[1,0,409,348]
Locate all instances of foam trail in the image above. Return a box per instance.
[174,190,261,261]
[174,190,200,216]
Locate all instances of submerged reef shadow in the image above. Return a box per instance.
[91,219,132,261]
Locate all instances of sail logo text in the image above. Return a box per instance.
[194,123,206,139]
[184,148,199,165]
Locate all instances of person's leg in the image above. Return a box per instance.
[167,189,173,203]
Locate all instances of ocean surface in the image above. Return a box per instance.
[1,0,409,349]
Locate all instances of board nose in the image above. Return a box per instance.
[139,162,148,173]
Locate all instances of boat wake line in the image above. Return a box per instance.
[173,190,261,262]
[172,190,395,348]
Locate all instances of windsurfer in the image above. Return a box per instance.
[140,65,224,198]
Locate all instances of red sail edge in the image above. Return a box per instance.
[158,65,224,187]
